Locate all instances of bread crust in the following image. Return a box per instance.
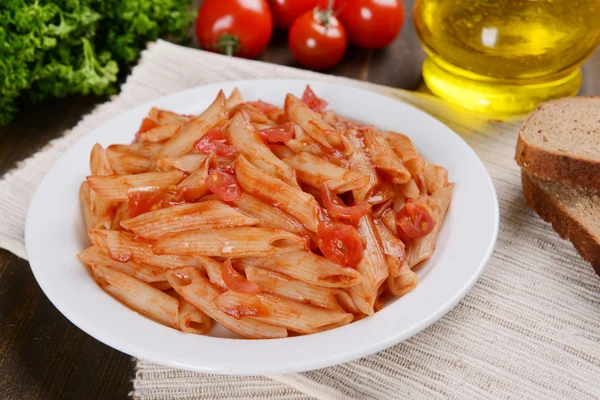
[521,171,600,276]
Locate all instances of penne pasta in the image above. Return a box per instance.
[175,156,211,202]
[226,88,244,110]
[153,227,308,258]
[245,266,355,312]
[227,112,297,186]
[399,180,420,199]
[107,151,151,175]
[406,184,454,268]
[387,266,418,297]
[90,143,114,175]
[166,267,287,339]
[91,264,179,329]
[111,201,129,230]
[269,144,296,160]
[156,154,208,173]
[178,298,212,334]
[362,130,411,184]
[422,163,449,195]
[148,107,191,125]
[108,143,163,159]
[137,124,181,143]
[283,152,370,193]
[87,171,186,201]
[381,208,399,236]
[152,91,227,165]
[343,127,379,202]
[89,229,200,269]
[235,154,320,232]
[233,193,307,235]
[78,246,168,284]
[373,219,408,277]
[193,255,227,290]
[236,251,362,288]
[121,200,260,240]
[79,181,93,232]
[89,144,118,230]
[380,131,425,177]
[214,290,353,334]
[285,94,350,153]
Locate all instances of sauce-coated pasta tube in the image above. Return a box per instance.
[87,170,186,201]
[89,144,118,230]
[362,130,411,184]
[380,131,425,177]
[373,219,408,277]
[342,127,379,202]
[235,154,320,232]
[283,152,370,193]
[166,267,287,339]
[89,229,200,269]
[178,298,212,334]
[92,264,179,329]
[148,107,190,125]
[156,154,207,173]
[233,193,307,235]
[154,227,308,258]
[108,143,163,158]
[137,124,180,143]
[236,251,362,288]
[121,200,260,240]
[214,290,353,334]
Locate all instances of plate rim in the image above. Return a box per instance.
[25,79,499,374]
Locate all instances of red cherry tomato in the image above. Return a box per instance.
[321,184,371,225]
[194,128,238,158]
[128,189,177,218]
[196,0,273,59]
[258,122,295,142]
[221,260,261,294]
[288,9,347,70]
[336,0,405,49]
[396,201,436,239]
[271,0,328,30]
[205,168,242,202]
[301,85,328,112]
[318,219,364,267]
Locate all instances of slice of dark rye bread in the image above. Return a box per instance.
[522,170,600,276]
[515,96,600,190]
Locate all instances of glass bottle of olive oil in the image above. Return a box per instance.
[414,0,600,114]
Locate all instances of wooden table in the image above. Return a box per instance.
[1,10,599,398]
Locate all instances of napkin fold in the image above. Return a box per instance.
[1,41,599,400]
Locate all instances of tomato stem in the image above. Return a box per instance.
[217,33,241,57]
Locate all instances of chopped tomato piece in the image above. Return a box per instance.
[317,217,364,268]
[205,168,242,202]
[396,201,436,239]
[221,260,261,294]
[247,100,278,114]
[321,184,371,225]
[194,128,238,158]
[302,85,328,112]
[127,189,177,218]
[258,122,295,142]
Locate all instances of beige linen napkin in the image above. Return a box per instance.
[1,40,599,400]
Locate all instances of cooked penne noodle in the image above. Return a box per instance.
[90,144,114,175]
[362,130,411,184]
[226,88,244,110]
[214,291,353,334]
[380,131,425,177]
[349,216,389,315]
[192,255,227,290]
[285,94,350,153]
[399,179,420,199]
[178,298,212,334]
[108,143,163,158]
[152,91,227,164]
[89,144,118,230]
[121,200,260,240]
[269,144,296,160]
[111,202,129,230]
[154,227,308,258]
[406,184,454,268]
[245,266,354,312]
[91,264,179,329]
[79,181,93,231]
[284,125,328,157]
[137,124,181,143]
[78,246,168,283]
[107,151,151,175]
[236,251,362,288]
[87,171,186,201]
[422,163,449,195]
[175,156,211,202]
[381,208,399,236]
[89,229,200,269]
[156,154,207,173]
[374,219,408,277]
[283,152,370,193]
[148,107,191,125]
[387,266,418,297]
[227,112,297,186]
[392,182,406,212]
[343,128,379,202]
[166,267,287,339]
[235,155,320,232]
[233,193,306,235]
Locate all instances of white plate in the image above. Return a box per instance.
[25,80,498,375]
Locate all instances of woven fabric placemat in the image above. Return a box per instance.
[1,41,599,400]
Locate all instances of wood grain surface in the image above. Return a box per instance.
[0,6,599,398]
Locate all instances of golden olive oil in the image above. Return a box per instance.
[414,0,600,114]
